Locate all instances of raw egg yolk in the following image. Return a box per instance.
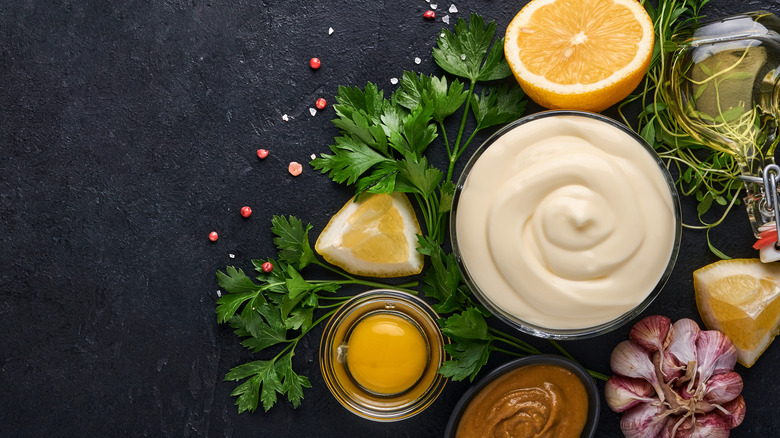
[346,313,428,395]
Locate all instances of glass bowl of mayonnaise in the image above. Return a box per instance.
[451,110,681,339]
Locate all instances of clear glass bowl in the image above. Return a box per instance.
[444,355,600,438]
[451,110,682,339]
[319,289,447,421]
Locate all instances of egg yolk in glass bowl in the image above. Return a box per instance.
[345,312,428,395]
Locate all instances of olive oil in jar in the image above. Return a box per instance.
[663,11,780,236]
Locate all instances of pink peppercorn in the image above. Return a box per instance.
[257,149,269,159]
[315,98,327,110]
[261,262,274,273]
[310,57,321,69]
[240,206,252,218]
[423,10,435,20]
[208,231,218,242]
[288,161,303,176]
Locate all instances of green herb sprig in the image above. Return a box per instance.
[216,13,606,415]
[312,14,526,244]
[216,216,418,413]
[619,0,745,256]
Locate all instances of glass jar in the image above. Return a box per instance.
[662,11,780,239]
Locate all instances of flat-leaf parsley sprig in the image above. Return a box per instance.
[311,14,606,382]
[216,216,417,413]
[312,13,526,244]
[217,13,605,415]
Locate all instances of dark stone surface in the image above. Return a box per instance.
[0,0,777,436]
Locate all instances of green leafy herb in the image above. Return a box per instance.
[620,0,745,255]
[218,13,603,415]
[216,215,418,413]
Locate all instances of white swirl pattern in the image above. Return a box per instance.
[456,115,676,330]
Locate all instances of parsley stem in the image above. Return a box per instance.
[548,340,609,382]
[448,80,477,182]
[548,339,576,360]
[588,370,610,382]
[439,121,452,158]
[491,336,541,355]
[330,279,419,295]
[454,128,481,162]
[492,347,525,357]
[309,308,340,331]
[315,261,419,294]
[488,328,542,355]
[272,341,296,363]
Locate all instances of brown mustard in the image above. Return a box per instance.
[456,364,589,438]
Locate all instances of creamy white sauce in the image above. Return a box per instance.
[455,115,677,330]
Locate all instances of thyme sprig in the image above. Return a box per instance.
[619,0,748,255]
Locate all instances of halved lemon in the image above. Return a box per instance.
[694,258,780,368]
[315,192,424,278]
[504,0,654,112]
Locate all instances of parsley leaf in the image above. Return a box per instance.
[311,135,391,185]
[225,359,281,413]
[432,13,511,82]
[439,339,491,382]
[271,216,317,270]
[417,235,468,314]
[276,353,311,408]
[437,309,493,381]
[395,157,443,200]
[471,85,527,131]
[395,72,468,123]
[388,102,438,158]
[217,266,259,294]
[440,307,490,340]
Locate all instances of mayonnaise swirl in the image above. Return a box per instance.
[455,114,677,330]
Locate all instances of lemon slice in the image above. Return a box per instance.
[694,258,780,367]
[315,192,423,278]
[504,0,654,112]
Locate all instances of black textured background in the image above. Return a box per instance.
[1,0,778,436]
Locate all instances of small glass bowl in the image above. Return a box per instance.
[444,355,600,438]
[451,110,682,339]
[319,289,447,422]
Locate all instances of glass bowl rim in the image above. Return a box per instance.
[318,288,448,422]
[449,109,682,340]
[443,354,600,438]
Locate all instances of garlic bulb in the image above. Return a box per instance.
[606,316,745,438]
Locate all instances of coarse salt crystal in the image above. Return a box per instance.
[414,57,421,64]
[329,27,334,35]
[431,4,437,9]
[229,253,235,259]
[442,15,450,24]
[217,290,222,297]
[449,4,458,13]
[460,54,466,61]
[282,114,289,122]
[310,153,316,160]
[390,77,399,85]
[309,108,317,116]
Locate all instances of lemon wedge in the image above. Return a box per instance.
[694,258,780,367]
[315,192,423,278]
[504,0,654,112]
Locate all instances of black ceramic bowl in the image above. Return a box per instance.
[444,354,600,438]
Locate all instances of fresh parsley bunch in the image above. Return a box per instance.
[216,13,605,415]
